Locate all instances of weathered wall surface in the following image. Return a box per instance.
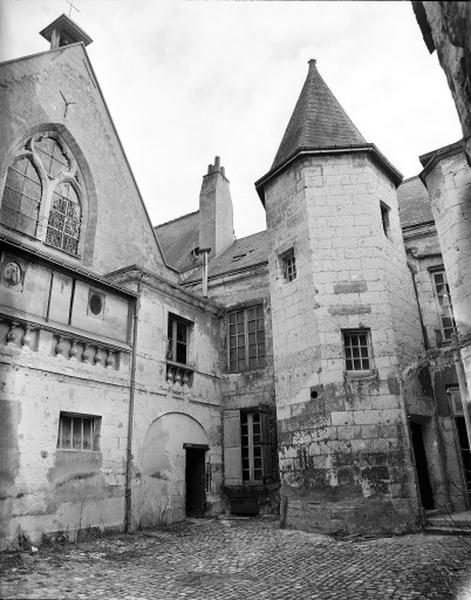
[0,44,166,275]
[116,278,225,528]
[263,153,423,534]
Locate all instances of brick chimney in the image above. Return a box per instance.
[199,156,235,258]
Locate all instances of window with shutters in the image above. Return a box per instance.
[227,305,265,372]
[431,269,456,343]
[0,133,84,257]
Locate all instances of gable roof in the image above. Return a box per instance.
[397,176,434,229]
[272,60,367,171]
[154,211,200,273]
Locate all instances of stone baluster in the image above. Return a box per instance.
[21,324,33,349]
[6,321,19,346]
[174,368,182,386]
[94,349,104,367]
[106,350,115,368]
[69,339,80,360]
[82,344,94,364]
[55,335,67,357]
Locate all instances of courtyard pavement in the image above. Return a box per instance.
[1,517,471,599]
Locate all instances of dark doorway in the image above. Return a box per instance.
[455,417,471,490]
[410,421,434,510]
[185,447,206,517]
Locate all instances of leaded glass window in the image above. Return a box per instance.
[46,182,81,254]
[228,305,265,372]
[0,157,42,236]
[0,134,84,256]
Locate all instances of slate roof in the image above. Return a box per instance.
[272,60,367,171]
[397,176,434,229]
[154,211,200,273]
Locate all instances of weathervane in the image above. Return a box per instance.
[66,0,80,18]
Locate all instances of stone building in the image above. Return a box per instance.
[0,14,468,549]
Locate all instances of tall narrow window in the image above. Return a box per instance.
[280,248,297,282]
[380,202,390,237]
[46,182,81,254]
[0,157,42,236]
[240,409,272,483]
[228,305,265,371]
[431,270,456,342]
[167,313,192,364]
[343,329,372,371]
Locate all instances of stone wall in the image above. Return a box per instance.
[263,153,423,534]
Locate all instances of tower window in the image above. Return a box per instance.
[343,329,372,371]
[431,269,456,343]
[280,248,297,282]
[57,413,101,451]
[227,305,265,372]
[380,202,390,237]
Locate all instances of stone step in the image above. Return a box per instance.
[424,526,471,536]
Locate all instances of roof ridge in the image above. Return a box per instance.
[154,210,199,230]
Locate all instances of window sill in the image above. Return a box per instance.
[166,359,196,371]
[227,366,266,375]
[56,448,100,453]
[344,369,377,380]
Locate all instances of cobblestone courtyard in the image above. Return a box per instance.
[2,518,471,600]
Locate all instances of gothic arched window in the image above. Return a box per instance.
[0,133,84,257]
[1,157,42,236]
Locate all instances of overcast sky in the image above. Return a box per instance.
[0,0,462,238]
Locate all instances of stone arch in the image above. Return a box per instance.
[137,412,209,527]
[1,123,98,266]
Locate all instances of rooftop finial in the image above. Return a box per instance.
[66,0,80,18]
[308,58,317,69]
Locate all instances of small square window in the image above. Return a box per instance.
[57,413,101,451]
[280,248,297,282]
[342,329,372,371]
[380,202,390,238]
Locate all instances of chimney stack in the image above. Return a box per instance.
[198,156,235,259]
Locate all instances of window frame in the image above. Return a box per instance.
[167,313,192,366]
[280,247,297,282]
[430,268,456,344]
[380,201,391,238]
[227,304,265,372]
[342,328,373,372]
[56,412,101,452]
[240,408,272,484]
[0,133,85,258]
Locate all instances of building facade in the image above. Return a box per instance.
[0,15,468,549]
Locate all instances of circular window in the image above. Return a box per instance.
[89,293,103,316]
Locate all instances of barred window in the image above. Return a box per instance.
[228,305,265,372]
[0,134,84,257]
[0,157,42,237]
[343,329,372,371]
[57,413,100,451]
[431,270,456,342]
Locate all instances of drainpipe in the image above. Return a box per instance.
[196,247,211,297]
[407,256,429,349]
[125,273,143,533]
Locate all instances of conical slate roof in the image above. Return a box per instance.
[272,60,367,171]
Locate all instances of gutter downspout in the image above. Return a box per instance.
[125,273,143,533]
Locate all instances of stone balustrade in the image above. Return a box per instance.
[0,312,128,370]
[166,360,195,386]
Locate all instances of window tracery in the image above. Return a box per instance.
[0,133,84,257]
